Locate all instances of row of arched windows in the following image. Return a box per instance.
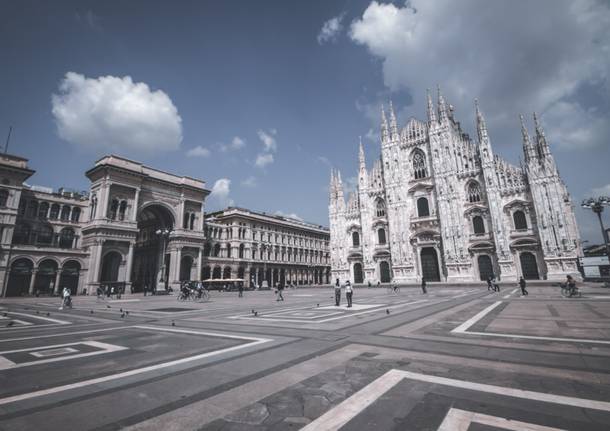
[352,229,387,247]
[183,212,197,230]
[108,199,128,221]
[12,223,77,248]
[18,199,81,223]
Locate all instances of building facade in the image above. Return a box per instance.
[204,207,330,288]
[329,89,581,284]
[1,153,330,297]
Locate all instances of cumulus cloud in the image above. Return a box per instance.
[274,210,303,221]
[220,136,246,152]
[255,153,274,168]
[241,176,258,188]
[52,72,182,155]
[317,13,345,44]
[349,1,610,151]
[186,145,211,157]
[209,178,234,208]
[255,129,277,168]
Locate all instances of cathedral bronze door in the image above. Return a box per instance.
[520,252,540,280]
[353,262,363,284]
[379,261,392,283]
[420,248,440,281]
[477,255,494,281]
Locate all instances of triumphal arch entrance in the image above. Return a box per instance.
[82,155,209,294]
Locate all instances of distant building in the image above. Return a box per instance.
[1,153,329,297]
[329,89,581,284]
[204,207,330,288]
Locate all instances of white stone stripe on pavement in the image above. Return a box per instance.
[438,408,566,431]
[302,369,610,431]
[451,301,502,333]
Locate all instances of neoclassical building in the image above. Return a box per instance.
[203,207,330,287]
[329,89,581,284]
[1,153,330,297]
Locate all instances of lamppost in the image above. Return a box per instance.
[581,197,610,256]
[156,228,172,292]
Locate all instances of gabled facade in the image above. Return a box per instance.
[329,89,581,284]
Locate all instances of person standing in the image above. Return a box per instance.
[59,287,71,310]
[238,282,244,298]
[345,281,353,308]
[421,277,427,294]
[486,276,493,292]
[334,278,341,306]
[492,276,500,292]
[519,276,528,296]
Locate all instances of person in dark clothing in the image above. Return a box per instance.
[334,278,341,306]
[421,277,427,294]
[238,283,244,298]
[345,281,353,307]
[276,283,284,301]
[486,277,494,292]
[519,277,528,296]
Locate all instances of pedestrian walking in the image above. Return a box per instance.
[421,277,427,294]
[276,283,284,301]
[486,276,493,292]
[492,276,500,292]
[143,283,148,297]
[519,276,528,296]
[334,278,341,306]
[238,282,244,298]
[59,287,72,310]
[345,281,353,307]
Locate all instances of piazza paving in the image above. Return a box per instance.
[1,283,610,430]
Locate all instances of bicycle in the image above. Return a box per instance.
[559,282,581,298]
[387,284,400,294]
[195,289,210,302]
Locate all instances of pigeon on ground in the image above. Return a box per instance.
[120,313,125,318]
[46,312,50,316]
[36,311,40,315]
[251,309,255,314]
[7,321,14,327]
[171,320,175,326]
[106,305,111,309]
[90,310,94,314]
[254,311,258,317]
[317,303,320,307]
[2,313,6,317]
[120,308,123,312]
[386,309,390,315]
[126,311,129,315]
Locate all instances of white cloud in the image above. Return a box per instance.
[257,129,277,152]
[52,72,182,155]
[220,136,246,152]
[317,13,345,44]
[544,101,610,150]
[349,1,610,151]
[255,153,274,168]
[274,210,303,221]
[591,184,610,197]
[255,129,277,168]
[241,176,257,188]
[186,145,211,157]
[209,178,234,207]
[317,156,332,168]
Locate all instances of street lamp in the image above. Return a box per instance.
[581,197,610,256]
[156,228,172,292]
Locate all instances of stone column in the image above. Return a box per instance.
[28,269,37,295]
[197,248,203,280]
[125,242,134,288]
[53,269,62,295]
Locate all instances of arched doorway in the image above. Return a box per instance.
[520,252,540,280]
[34,259,59,295]
[202,266,211,280]
[379,261,392,283]
[223,267,232,279]
[420,248,440,281]
[212,266,221,279]
[132,204,174,291]
[353,262,364,284]
[477,255,494,281]
[6,258,33,296]
[60,260,81,295]
[237,267,245,280]
[100,252,121,283]
[180,256,193,281]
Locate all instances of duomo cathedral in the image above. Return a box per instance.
[329,88,581,284]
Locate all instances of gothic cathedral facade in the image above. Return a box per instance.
[329,89,581,284]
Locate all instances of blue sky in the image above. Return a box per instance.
[1,0,609,243]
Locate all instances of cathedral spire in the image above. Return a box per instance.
[358,137,365,168]
[389,100,399,138]
[520,114,537,163]
[437,85,448,122]
[381,104,389,143]
[474,98,488,143]
[426,88,437,123]
[533,112,551,157]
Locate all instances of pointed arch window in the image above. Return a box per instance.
[352,231,360,247]
[413,150,428,179]
[467,182,482,203]
[376,199,386,217]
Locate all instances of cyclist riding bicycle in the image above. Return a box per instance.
[566,275,578,297]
